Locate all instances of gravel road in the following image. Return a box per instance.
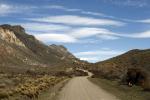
[57,76,119,100]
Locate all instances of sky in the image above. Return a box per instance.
[0,0,150,62]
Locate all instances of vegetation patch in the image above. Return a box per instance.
[89,78,150,100]
[0,73,67,99]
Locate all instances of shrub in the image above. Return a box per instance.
[142,78,150,91]
[126,68,148,87]
[0,90,9,99]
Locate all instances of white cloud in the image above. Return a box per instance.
[46,5,150,24]
[47,5,121,20]
[70,28,115,38]
[74,49,125,62]
[75,50,123,56]
[47,5,81,12]
[135,31,150,38]
[114,31,150,39]
[12,22,120,43]
[21,23,71,32]
[15,21,150,44]
[28,15,125,26]
[81,11,105,16]
[34,33,77,43]
[102,0,148,7]
[33,27,119,43]
[0,3,37,16]
[14,21,150,44]
[80,57,100,62]
[98,34,119,40]
[136,19,150,23]
[0,4,14,15]
[28,26,119,43]
[47,5,110,17]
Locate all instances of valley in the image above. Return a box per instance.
[0,24,149,100]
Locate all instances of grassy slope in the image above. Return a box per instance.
[89,78,150,100]
[93,49,150,79]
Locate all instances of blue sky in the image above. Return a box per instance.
[0,0,150,62]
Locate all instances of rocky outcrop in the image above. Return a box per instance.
[49,44,75,60]
[0,26,25,47]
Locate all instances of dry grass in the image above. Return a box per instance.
[0,73,66,99]
[89,78,150,100]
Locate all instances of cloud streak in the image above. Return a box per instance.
[15,21,150,43]
[0,4,15,15]
[21,23,71,33]
[35,33,77,43]
[136,19,150,23]
[117,31,150,38]
[27,15,125,26]
[0,3,37,16]
[74,49,125,62]
[102,0,148,7]
[47,5,81,12]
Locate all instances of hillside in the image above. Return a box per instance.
[88,49,150,99]
[90,49,150,79]
[0,24,81,73]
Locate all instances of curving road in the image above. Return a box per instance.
[57,76,119,100]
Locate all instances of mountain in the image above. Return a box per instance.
[91,49,150,79]
[0,24,80,73]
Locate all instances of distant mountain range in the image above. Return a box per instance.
[0,24,83,73]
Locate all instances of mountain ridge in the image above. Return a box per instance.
[0,24,81,73]
[90,49,150,79]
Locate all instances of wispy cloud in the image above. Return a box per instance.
[117,31,150,38]
[47,5,81,12]
[27,15,125,26]
[0,3,37,16]
[98,35,119,40]
[16,21,150,44]
[136,19,150,23]
[79,57,100,62]
[1,3,144,24]
[75,50,123,56]
[70,27,116,38]
[0,4,15,15]
[46,5,150,23]
[35,33,77,43]
[0,4,109,18]
[21,23,71,33]
[102,0,148,7]
[47,5,111,17]
[74,49,125,62]
[22,23,119,43]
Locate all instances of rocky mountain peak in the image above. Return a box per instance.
[49,44,75,59]
[12,25,25,33]
[49,44,67,51]
[0,24,25,33]
[0,24,25,47]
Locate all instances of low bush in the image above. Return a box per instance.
[142,78,150,91]
[0,90,9,99]
[14,75,65,98]
[126,68,148,86]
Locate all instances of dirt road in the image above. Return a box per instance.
[57,76,119,100]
